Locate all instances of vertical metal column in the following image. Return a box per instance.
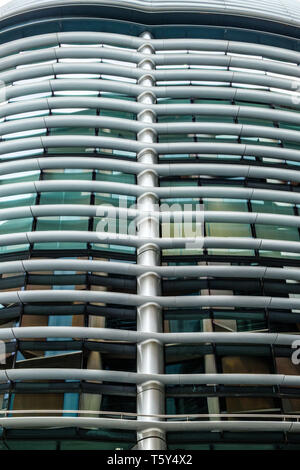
[203,319,220,416]
[136,31,166,451]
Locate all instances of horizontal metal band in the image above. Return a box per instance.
[4,80,300,112]
[0,156,299,183]
[4,78,141,101]
[0,63,296,92]
[0,259,300,281]
[0,289,300,309]
[2,411,300,420]
[2,46,300,81]
[0,31,142,57]
[0,416,298,433]
[3,98,300,129]
[3,116,300,146]
[2,31,300,65]
[0,47,141,72]
[1,367,300,386]
[0,326,297,346]
[0,63,140,84]
[2,136,300,166]
[1,231,300,254]
[1,205,300,230]
[1,179,300,205]
[0,97,143,118]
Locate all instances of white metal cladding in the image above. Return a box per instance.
[2,0,300,27]
[1,0,300,451]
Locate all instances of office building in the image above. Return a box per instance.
[0,0,300,450]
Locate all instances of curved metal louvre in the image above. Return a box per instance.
[1,0,300,452]
[2,0,300,26]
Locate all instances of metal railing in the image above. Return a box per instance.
[0,409,300,422]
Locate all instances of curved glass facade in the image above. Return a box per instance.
[0,0,300,451]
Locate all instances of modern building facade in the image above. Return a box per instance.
[1,0,300,450]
